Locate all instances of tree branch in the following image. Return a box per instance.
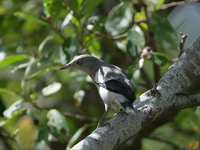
[70,36,200,150]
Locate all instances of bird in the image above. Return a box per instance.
[60,54,136,128]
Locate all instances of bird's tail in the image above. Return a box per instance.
[120,101,135,113]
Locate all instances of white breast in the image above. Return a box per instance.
[96,85,126,106]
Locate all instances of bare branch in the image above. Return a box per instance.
[178,32,188,58]
[160,0,200,10]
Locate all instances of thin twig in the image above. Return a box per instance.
[63,111,98,122]
[160,0,200,10]
[178,32,188,58]
[48,22,65,40]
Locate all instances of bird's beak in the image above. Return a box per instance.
[59,64,71,70]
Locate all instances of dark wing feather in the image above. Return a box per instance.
[97,79,136,103]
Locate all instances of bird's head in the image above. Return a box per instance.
[60,54,102,78]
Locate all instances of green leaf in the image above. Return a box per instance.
[81,0,103,15]
[3,99,24,118]
[61,10,74,29]
[39,49,54,64]
[38,126,49,142]
[148,12,178,51]
[38,36,54,56]
[60,36,79,64]
[0,88,15,95]
[47,109,69,133]
[127,40,139,57]
[66,124,89,150]
[14,12,48,26]
[43,0,66,19]
[42,82,62,96]
[151,52,168,66]
[11,63,29,73]
[0,55,30,67]
[28,69,47,80]
[21,57,35,89]
[128,26,145,48]
[72,0,83,13]
[105,2,133,37]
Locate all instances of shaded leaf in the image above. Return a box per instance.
[39,49,54,64]
[14,12,48,26]
[81,0,103,15]
[60,36,79,64]
[0,55,30,67]
[38,36,54,55]
[38,126,49,142]
[43,0,66,19]
[66,124,89,150]
[3,99,24,118]
[105,2,133,37]
[148,12,178,51]
[151,52,168,67]
[128,26,145,47]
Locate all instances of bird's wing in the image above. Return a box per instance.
[96,79,136,103]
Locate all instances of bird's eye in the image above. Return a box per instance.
[76,60,82,65]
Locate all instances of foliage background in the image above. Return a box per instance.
[0,0,200,150]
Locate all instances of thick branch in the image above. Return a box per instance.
[70,36,200,150]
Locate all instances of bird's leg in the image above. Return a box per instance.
[97,104,110,128]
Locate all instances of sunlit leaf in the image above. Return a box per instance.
[74,90,85,103]
[105,2,133,37]
[148,12,178,51]
[18,116,35,150]
[3,99,24,118]
[42,82,62,96]
[0,55,30,67]
[66,124,89,150]
[151,52,168,67]
[61,10,74,29]
[47,109,69,133]
[14,12,48,26]
[0,44,6,61]
[0,88,15,95]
